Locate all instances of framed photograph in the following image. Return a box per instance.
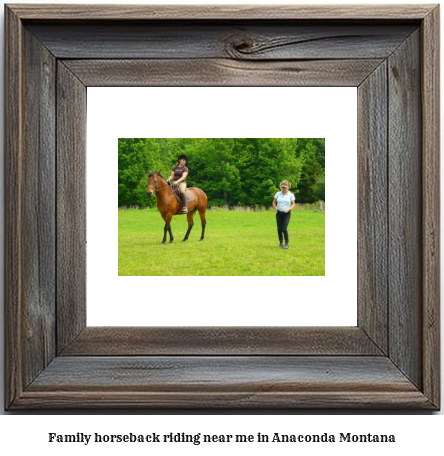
[5,4,440,409]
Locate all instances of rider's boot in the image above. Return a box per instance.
[181,193,188,213]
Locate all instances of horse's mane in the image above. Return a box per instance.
[148,171,165,179]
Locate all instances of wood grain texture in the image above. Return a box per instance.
[16,390,434,410]
[26,22,416,60]
[4,4,440,410]
[5,10,58,409]
[357,62,388,354]
[61,327,382,356]
[388,31,422,389]
[21,28,57,387]
[4,4,24,411]
[14,356,433,409]
[63,59,384,87]
[421,6,441,409]
[28,356,418,391]
[7,4,435,20]
[56,62,87,353]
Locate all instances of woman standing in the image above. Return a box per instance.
[167,154,189,213]
[272,180,296,249]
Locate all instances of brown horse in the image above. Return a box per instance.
[146,171,207,244]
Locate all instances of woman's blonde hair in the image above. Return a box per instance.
[279,180,291,189]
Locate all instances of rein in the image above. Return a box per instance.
[148,182,170,193]
[148,173,175,194]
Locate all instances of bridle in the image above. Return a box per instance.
[147,173,173,194]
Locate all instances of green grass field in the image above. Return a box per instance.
[118,208,325,276]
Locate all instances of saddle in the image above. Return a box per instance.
[171,184,196,203]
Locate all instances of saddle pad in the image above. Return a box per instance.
[185,189,196,203]
[174,187,196,203]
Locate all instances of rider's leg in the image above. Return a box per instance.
[178,182,188,213]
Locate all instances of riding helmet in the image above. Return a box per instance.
[178,154,187,161]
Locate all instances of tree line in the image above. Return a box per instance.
[118,138,325,208]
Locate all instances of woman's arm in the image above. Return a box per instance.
[286,200,296,213]
[272,198,278,212]
[175,171,188,184]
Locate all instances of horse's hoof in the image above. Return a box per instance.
[199,238,204,242]
[161,242,165,245]
[169,241,173,244]
[182,239,188,242]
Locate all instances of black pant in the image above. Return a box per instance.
[276,211,291,243]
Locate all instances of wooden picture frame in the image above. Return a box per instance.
[5,4,440,409]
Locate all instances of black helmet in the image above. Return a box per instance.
[178,154,187,161]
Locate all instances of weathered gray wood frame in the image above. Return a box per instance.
[5,4,440,409]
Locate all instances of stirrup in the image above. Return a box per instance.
[182,206,188,213]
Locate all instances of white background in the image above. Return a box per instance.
[87,87,357,326]
[0,0,442,449]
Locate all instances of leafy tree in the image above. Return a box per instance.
[312,173,325,202]
[295,138,325,203]
[118,138,323,207]
[118,138,161,207]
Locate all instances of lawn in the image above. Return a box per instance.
[118,208,325,276]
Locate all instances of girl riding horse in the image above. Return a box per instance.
[147,170,207,244]
[166,154,189,213]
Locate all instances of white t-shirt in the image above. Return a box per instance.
[274,191,295,212]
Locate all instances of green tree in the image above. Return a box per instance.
[187,138,242,206]
[118,138,321,207]
[295,138,325,203]
[118,138,162,207]
[236,138,303,206]
[312,173,325,202]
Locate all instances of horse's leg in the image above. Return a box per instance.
[160,214,168,244]
[198,208,207,241]
[182,210,195,242]
[161,222,168,244]
[166,213,174,244]
[161,213,174,244]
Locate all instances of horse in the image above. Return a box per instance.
[146,171,207,244]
